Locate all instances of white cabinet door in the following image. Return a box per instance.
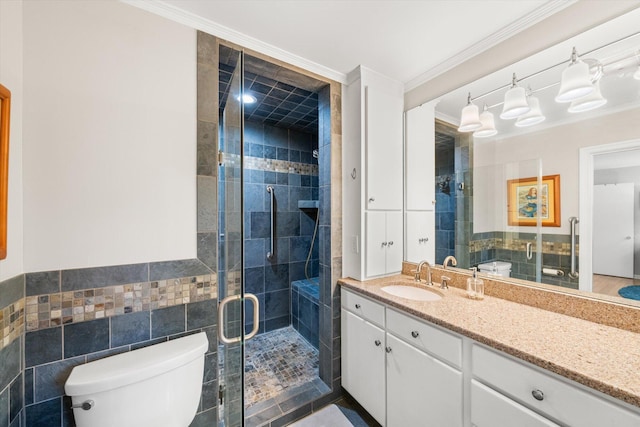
[471,380,560,427]
[366,211,403,277]
[405,103,436,211]
[385,211,403,273]
[405,211,435,263]
[341,309,386,425]
[386,334,463,427]
[365,211,388,277]
[365,84,403,211]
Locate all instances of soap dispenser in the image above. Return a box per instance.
[467,267,484,300]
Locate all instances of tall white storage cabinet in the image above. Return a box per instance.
[343,66,404,280]
[404,102,436,264]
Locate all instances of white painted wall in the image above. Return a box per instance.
[0,0,25,281]
[22,0,197,271]
[474,107,640,235]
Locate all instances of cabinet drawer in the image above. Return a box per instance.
[471,380,560,427]
[341,288,385,327]
[387,308,461,367]
[473,344,640,427]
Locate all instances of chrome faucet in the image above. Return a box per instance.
[414,260,433,286]
[443,255,457,269]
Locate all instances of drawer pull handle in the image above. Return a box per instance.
[531,389,544,401]
[385,346,392,353]
[411,331,419,338]
[374,340,381,347]
[355,303,361,309]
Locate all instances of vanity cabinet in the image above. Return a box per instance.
[472,344,640,427]
[365,211,403,278]
[341,289,463,427]
[341,287,640,427]
[343,66,404,280]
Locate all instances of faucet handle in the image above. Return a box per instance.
[441,275,451,289]
[411,269,421,282]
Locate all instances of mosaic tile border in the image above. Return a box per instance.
[1,299,24,350]
[224,153,319,176]
[470,236,577,256]
[24,275,216,332]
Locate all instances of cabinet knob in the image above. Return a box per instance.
[385,346,392,353]
[411,331,419,338]
[374,340,381,347]
[531,389,544,401]
[369,197,375,203]
[388,241,394,246]
[381,242,388,247]
[355,303,361,309]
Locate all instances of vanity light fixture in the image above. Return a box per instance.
[515,93,545,127]
[458,92,482,132]
[555,47,594,103]
[500,73,530,119]
[473,104,498,137]
[568,79,607,113]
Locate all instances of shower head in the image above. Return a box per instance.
[312,149,319,159]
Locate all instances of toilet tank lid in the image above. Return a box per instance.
[478,261,512,271]
[65,331,208,396]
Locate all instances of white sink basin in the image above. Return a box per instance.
[381,284,442,301]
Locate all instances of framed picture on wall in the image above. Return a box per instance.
[507,174,560,227]
[0,83,11,260]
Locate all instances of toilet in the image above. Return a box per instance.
[65,332,209,427]
[478,261,512,277]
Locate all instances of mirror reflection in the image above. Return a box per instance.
[412,9,640,304]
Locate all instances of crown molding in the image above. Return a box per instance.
[404,0,577,92]
[120,0,347,84]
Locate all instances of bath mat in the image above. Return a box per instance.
[289,404,353,427]
[618,285,640,300]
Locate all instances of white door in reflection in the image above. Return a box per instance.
[593,183,634,278]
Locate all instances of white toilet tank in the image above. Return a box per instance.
[65,331,209,427]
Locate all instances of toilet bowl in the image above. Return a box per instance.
[65,331,209,427]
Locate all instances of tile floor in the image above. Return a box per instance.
[245,326,320,408]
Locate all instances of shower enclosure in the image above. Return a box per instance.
[216,44,330,426]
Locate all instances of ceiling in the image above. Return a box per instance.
[219,46,320,133]
[160,0,565,87]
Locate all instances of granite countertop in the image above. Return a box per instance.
[339,274,640,409]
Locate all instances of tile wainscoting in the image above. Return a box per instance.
[0,258,218,427]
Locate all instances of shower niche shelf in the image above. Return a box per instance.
[298,200,319,209]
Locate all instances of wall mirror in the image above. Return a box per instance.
[0,83,10,261]
[412,8,640,307]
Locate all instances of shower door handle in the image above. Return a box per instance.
[218,293,260,344]
[244,293,260,341]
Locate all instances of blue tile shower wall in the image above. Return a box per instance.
[241,120,319,335]
[436,145,456,264]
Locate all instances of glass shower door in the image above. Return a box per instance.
[217,47,259,427]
